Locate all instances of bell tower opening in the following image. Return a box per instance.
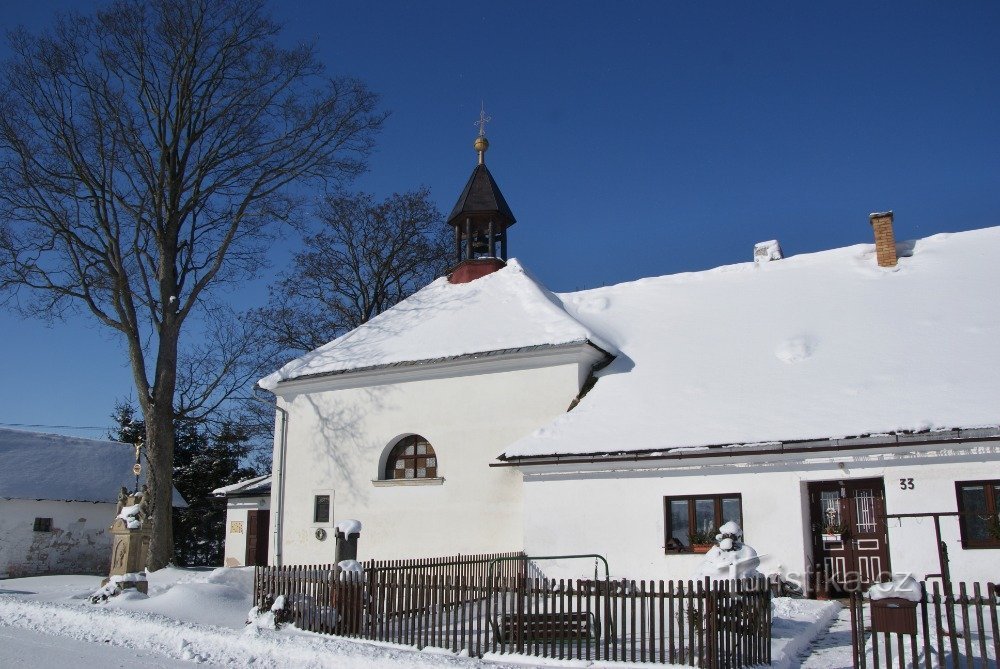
[446,105,516,284]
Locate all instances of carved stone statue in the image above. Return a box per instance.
[115,486,129,516]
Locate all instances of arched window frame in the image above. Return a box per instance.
[383,435,438,481]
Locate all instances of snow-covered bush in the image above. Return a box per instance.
[246,593,289,629]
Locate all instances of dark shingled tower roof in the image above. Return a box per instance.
[446,163,516,229]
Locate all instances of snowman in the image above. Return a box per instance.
[693,521,761,580]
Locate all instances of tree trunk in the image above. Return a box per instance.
[145,406,176,570]
[142,318,181,571]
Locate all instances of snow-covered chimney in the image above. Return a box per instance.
[869,211,897,267]
[753,240,783,263]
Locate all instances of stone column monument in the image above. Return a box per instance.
[102,484,152,594]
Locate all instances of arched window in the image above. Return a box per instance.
[384,435,437,480]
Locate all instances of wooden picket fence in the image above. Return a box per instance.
[849,581,999,668]
[253,555,771,667]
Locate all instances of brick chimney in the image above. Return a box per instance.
[869,211,897,267]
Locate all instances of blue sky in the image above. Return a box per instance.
[2,1,998,438]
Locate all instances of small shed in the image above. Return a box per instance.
[213,474,271,567]
[0,427,185,578]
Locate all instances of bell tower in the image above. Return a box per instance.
[446,106,516,284]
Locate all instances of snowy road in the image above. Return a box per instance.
[0,625,195,667]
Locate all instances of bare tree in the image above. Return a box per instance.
[261,188,450,354]
[0,0,386,569]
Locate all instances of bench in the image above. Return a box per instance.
[493,611,599,643]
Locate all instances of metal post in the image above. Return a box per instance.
[500,230,507,260]
[465,218,472,260]
[488,220,495,258]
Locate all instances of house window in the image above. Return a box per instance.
[384,435,437,480]
[314,495,330,523]
[664,494,742,553]
[33,517,53,532]
[956,480,1000,548]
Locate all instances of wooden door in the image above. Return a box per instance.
[245,510,270,566]
[809,478,890,594]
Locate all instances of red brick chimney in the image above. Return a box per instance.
[869,211,897,268]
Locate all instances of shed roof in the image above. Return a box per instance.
[0,427,187,505]
[212,474,271,498]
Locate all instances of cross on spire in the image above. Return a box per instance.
[475,102,491,137]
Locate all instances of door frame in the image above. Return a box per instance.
[245,509,270,566]
[807,477,891,596]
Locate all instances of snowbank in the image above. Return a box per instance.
[770,597,842,669]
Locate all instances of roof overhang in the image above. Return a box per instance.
[264,340,612,396]
[493,426,1000,470]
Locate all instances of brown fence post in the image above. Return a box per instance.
[705,580,717,669]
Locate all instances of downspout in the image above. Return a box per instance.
[252,391,288,568]
[272,404,288,567]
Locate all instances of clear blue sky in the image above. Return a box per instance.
[2,1,998,438]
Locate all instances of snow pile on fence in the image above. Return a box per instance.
[868,573,922,602]
[335,519,362,536]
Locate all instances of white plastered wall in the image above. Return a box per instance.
[521,444,1000,586]
[0,498,114,578]
[222,497,269,567]
[269,352,597,565]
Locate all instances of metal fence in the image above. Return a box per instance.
[849,581,999,668]
[253,555,771,668]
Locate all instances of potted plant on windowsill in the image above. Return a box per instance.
[821,522,848,542]
[689,529,715,554]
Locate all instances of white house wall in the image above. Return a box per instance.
[521,445,1000,586]
[0,499,113,578]
[271,358,593,565]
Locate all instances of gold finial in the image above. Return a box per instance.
[474,102,491,165]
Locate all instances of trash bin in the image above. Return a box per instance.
[871,597,918,635]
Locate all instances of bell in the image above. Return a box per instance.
[472,233,489,254]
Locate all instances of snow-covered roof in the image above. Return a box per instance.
[0,427,187,505]
[212,474,271,498]
[259,259,613,390]
[503,227,1000,458]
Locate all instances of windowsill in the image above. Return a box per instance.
[961,542,1000,549]
[372,477,445,487]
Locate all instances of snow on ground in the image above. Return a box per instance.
[2,569,840,668]
[770,597,842,669]
[798,605,854,669]
[0,624,196,668]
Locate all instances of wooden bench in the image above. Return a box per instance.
[493,611,599,643]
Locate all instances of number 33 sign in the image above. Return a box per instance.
[899,478,915,490]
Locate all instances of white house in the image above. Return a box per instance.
[213,474,271,567]
[258,135,1000,595]
[0,427,185,578]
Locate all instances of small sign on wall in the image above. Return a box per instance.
[230,521,244,534]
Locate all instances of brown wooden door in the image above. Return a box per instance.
[809,478,890,594]
[245,510,270,566]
